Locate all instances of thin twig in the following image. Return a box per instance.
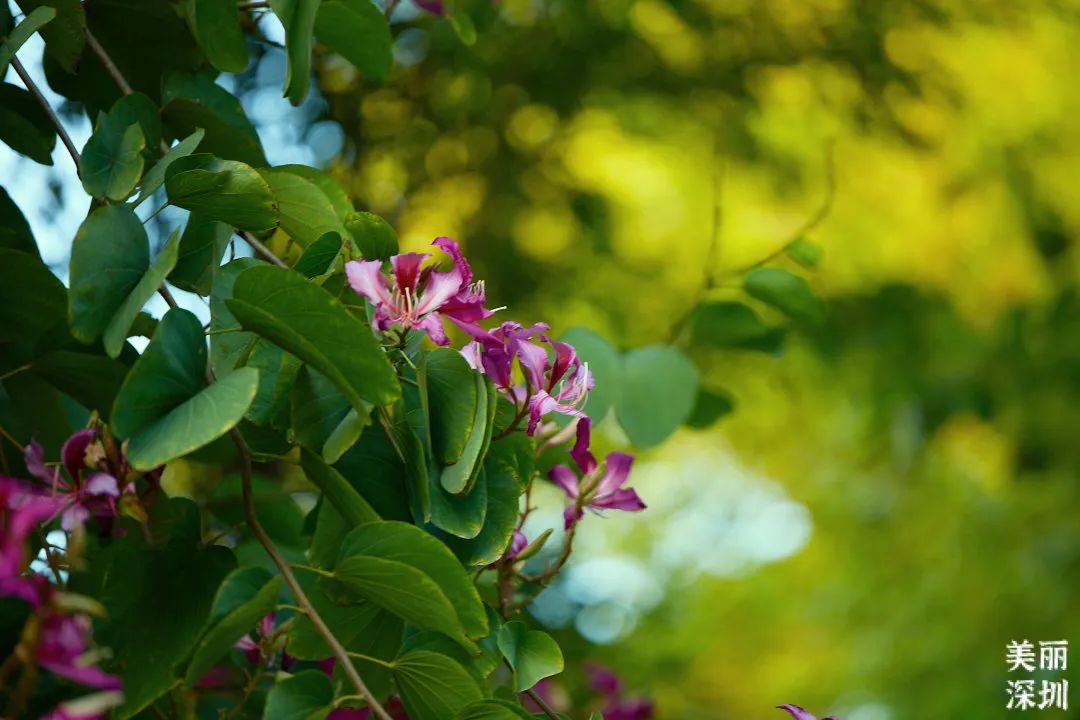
[159,285,179,310]
[230,429,395,720]
[240,231,288,268]
[9,56,80,170]
[84,29,133,96]
[238,0,269,9]
[384,0,401,18]
[524,687,559,720]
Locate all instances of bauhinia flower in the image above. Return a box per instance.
[584,663,655,720]
[25,430,120,531]
[38,611,122,690]
[461,321,592,435]
[549,418,644,529]
[0,477,61,605]
[777,704,839,720]
[346,237,492,346]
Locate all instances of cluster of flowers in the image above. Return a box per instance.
[0,428,164,718]
[345,237,645,530]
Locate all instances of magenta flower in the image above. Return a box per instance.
[585,663,655,720]
[549,418,643,529]
[462,322,592,435]
[24,431,120,531]
[346,237,492,345]
[778,704,839,720]
[328,697,408,719]
[0,477,62,605]
[39,612,122,690]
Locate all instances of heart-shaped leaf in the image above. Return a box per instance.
[392,650,484,720]
[264,670,334,720]
[615,345,698,448]
[102,228,180,358]
[496,621,564,692]
[743,267,824,324]
[313,0,392,81]
[165,153,278,232]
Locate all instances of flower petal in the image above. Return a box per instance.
[777,705,819,720]
[563,504,583,530]
[415,313,450,346]
[24,440,55,484]
[414,267,463,316]
[595,451,634,495]
[345,260,394,307]
[390,252,429,292]
[432,236,473,286]
[590,486,645,513]
[61,429,97,482]
[83,473,120,498]
[548,464,579,499]
[570,417,598,475]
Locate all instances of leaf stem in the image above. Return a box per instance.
[9,55,80,170]
[347,652,395,669]
[240,230,289,268]
[229,428,396,720]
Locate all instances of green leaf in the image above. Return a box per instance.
[786,237,822,268]
[0,248,65,363]
[0,187,37,257]
[68,204,148,344]
[269,0,320,105]
[440,374,494,494]
[264,670,334,720]
[259,168,347,248]
[300,447,380,527]
[688,300,785,352]
[209,257,261,374]
[454,700,534,720]
[165,153,278,233]
[685,388,735,429]
[227,265,401,409]
[278,165,353,220]
[334,555,474,649]
[102,228,180,358]
[184,566,282,686]
[429,463,488,539]
[314,0,392,81]
[335,427,413,522]
[292,365,353,452]
[559,327,621,422]
[190,0,248,72]
[161,72,266,167]
[104,92,164,157]
[346,211,398,260]
[168,209,230,295]
[615,345,698,448]
[339,521,488,638]
[0,6,55,74]
[31,350,128,420]
[294,231,346,278]
[246,341,302,426]
[0,83,56,165]
[81,118,145,201]
[134,128,205,207]
[446,10,476,46]
[421,348,480,465]
[126,367,259,470]
[496,621,564,692]
[447,437,528,565]
[111,308,206,439]
[72,498,236,719]
[323,406,372,463]
[743,267,824,324]
[393,650,484,720]
[12,0,84,71]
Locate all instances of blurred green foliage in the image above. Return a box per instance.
[310,0,1080,717]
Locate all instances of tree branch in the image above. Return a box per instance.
[230,429,395,720]
[9,56,80,170]
[85,27,289,269]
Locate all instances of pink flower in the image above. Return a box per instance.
[346,237,492,346]
[0,477,62,605]
[461,323,592,435]
[24,431,120,531]
[328,696,408,718]
[41,691,124,720]
[549,418,644,529]
[234,613,293,669]
[38,612,122,690]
